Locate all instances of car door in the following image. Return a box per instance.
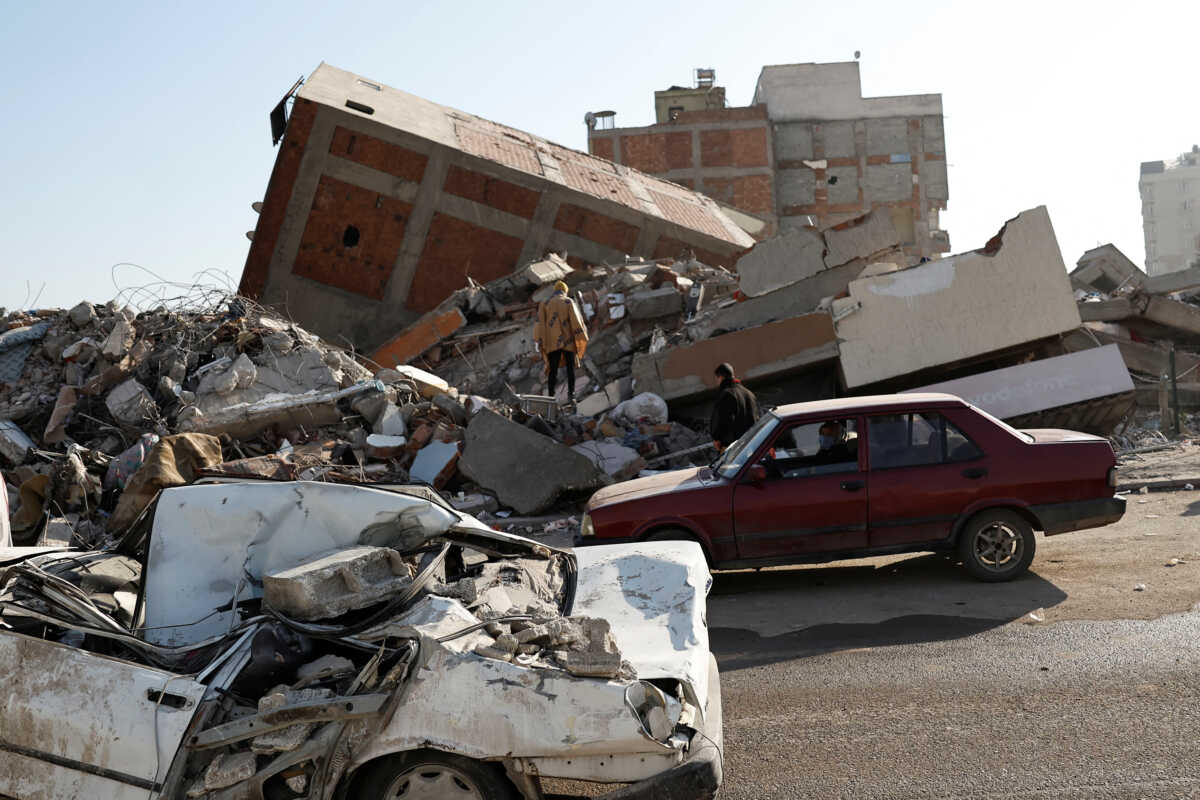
[733,416,868,559]
[0,630,206,800]
[866,410,989,548]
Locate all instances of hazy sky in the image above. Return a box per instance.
[1,0,1196,311]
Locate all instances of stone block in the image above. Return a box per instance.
[105,379,156,426]
[571,440,645,481]
[0,419,34,466]
[68,301,96,329]
[626,287,684,320]
[373,402,408,436]
[409,440,460,488]
[365,433,408,459]
[263,545,413,620]
[100,318,135,359]
[459,410,608,514]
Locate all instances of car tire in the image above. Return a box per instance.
[957,509,1035,582]
[643,529,712,566]
[351,749,518,800]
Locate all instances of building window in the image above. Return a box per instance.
[342,225,361,248]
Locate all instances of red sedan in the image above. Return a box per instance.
[580,393,1125,581]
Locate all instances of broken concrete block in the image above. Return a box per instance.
[105,379,156,426]
[735,226,827,298]
[203,751,257,791]
[392,365,450,399]
[576,379,628,417]
[373,402,408,437]
[625,287,683,320]
[561,650,622,678]
[822,208,901,268]
[459,410,608,515]
[571,440,646,481]
[252,686,334,754]
[41,386,77,445]
[68,301,96,329]
[365,433,408,459]
[263,545,414,620]
[611,392,669,426]
[836,206,1083,388]
[1145,264,1200,295]
[409,440,460,488]
[637,313,839,402]
[517,253,572,287]
[100,318,135,359]
[432,393,468,426]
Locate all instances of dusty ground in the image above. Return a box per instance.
[1117,439,1200,485]
[547,486,1200,799]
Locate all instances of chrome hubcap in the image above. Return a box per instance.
[974,522,1022,571]
[384,764,485,799]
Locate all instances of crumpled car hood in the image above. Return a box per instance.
[571,539,713,715]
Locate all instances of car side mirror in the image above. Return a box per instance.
[746,464,768,483]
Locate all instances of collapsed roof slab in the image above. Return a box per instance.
[1145,264,1200,295]
[1071,244,1145,294]
[632,312,838,403]
[834,206,1082,389]
[239,64,754,352]
[906,344,1134,423]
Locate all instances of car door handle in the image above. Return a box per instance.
[840,480,864,492]
[962,467,987,479]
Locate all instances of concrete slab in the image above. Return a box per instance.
[1145,265,1200,296]
[1078,298,1134,322]
[626,287,683,319]
[371,307,467,369]
[822,209,901,268]
[459,410,607,514]
[906,344,1135,420]
[735,227,826,298]
[634,312,839,402]
[836,207,1082,389]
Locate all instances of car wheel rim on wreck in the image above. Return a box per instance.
[384,764,487,799]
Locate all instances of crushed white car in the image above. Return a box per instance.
[0,480,722,799]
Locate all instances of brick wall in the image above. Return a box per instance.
[703,174,774,216]
[407,213,525,311]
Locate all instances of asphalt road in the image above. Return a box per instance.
[707,488,1200,799]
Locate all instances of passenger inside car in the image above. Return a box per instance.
[761,418,859,478]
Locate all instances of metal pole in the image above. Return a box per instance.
[1169,342,1181,436]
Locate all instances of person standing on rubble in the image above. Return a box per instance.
[535,280,589,403]
[709,363,759,451]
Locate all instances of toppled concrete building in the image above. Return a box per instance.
[833,206,1082,389]
[586,61,949,256]
[239,64,755,352]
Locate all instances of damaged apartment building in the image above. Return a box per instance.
[585,61,950,257]
[239,64,754,352]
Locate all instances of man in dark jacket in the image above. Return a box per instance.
[709,363,759,451]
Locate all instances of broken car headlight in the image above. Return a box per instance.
[580,512,595,538]
[624,680,683,745]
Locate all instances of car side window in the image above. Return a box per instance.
[868,412,983,469]
[758,418,859,478]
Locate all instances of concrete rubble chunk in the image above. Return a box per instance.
[837,206,1082,389]
[822,208,902,268]
[100,318,135,359]
[365,433,408,459]
[571,440,646,481]
[263,545,414,620]
[392,365,450,399]
[68,301,96,328]
[735,226,827,298]
[517,253,572,287]
[373,402,408,436]
[105,379,156,426]
[371,307,468,370]
[459,410,608,515]
[296,655,355,684]
[1145,264,1200,296]
[409,439,460,488]
[625,287,684,320]
[432,393,468,426]
[0,419,35,465]
[203,751,257,791]
[251,686,334,754]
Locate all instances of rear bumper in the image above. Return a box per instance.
[1033,496,1126,535]
[597,654,723,800]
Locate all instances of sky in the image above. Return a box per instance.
[1,0,1196,311]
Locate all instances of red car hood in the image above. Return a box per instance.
[588,466,720,507]
[1021,428,1109,444]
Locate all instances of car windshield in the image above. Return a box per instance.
[714,413,779,479]
[970,404,1034,442]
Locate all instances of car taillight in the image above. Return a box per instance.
[1107,467,1117,489]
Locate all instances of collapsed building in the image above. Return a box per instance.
[239,64,754,353]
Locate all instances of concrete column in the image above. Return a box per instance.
[517,191,563,265]
[261,107,339,303]
[384,146,452,306]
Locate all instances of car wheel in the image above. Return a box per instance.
[644,529,712,566]
[352,749,518,800]
[957,510,1035,582]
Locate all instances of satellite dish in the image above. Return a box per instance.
[854,50,861,60]
[251,201,264,214]
[245,231,256,241]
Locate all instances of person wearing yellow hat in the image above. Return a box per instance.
[534,280,589,403]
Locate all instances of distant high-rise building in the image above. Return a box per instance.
[586,62,950,259]
[1139,146,1200,276]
